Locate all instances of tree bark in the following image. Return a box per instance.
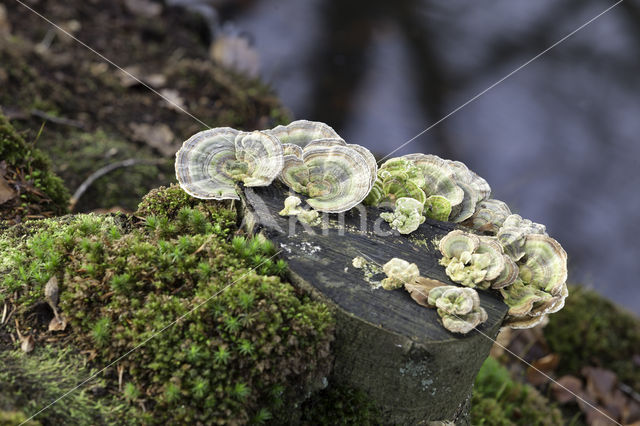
[240,183,507,424]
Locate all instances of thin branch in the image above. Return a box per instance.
[69,158,166,212]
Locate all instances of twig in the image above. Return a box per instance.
[69,158,166,211]
[30,109,85,129]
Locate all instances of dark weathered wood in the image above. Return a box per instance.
[239,183,508,424]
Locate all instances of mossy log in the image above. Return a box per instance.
[240,183,508,424]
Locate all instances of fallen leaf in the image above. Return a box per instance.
[123,0,162,18]
[129,122,177,156]
[527,353,560,386]
[48,314,67,332]
[551,375,583,404]
[0,175,16,204]
[20,334,35,353]
[404,277,447,308]
[210,32,260,78]
[44,276,59,308]
[624,399,640,424]
[584,405,617,426]
[146,73,166,88]
[159,89,186,112]
[583,367,617,402]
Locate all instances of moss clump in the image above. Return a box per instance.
[544,285,640,390]
[0,410,40,426]
[471,357,563,425]
[0,346,126,424]
[0,186,334,424]
[299,384,380,425]
[0,112,69,221]
[136,184,211,219]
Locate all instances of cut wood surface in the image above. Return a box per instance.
[240,183,509,424]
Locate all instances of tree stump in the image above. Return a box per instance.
[240,183,508,424]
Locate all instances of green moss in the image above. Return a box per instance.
[0,186,334,424]
[0,410,41,426]
[471,357,563,425]
[0,112,69,218]
[136,184,207,219]
[545,285,640,390]
[0,346,127,424]
[299,384,381,425]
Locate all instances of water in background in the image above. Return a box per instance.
[175,0,640,313]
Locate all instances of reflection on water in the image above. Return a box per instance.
[183,0,640,313]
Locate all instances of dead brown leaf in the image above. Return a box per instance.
[526,353,560,386]
[123,0,162,18]
[48,314,67,332]
[210,34,260,78]
[129,122,177,157]
[44,276,59,308]
[159,89,186,112]
[583,367,618,402]
[551,375,583,404]
[0,175,16,204]
[403,277,446,308]
[20,334,35,353]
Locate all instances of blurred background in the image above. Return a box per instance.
[2,0,639,313]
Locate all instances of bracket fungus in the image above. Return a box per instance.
[438,231,507,289]
[365,154,490,228]
[380,197,426,234]
[381,258,420,290]
[265,119,341,147]
[445,160,491,223]
[437,226,567,330]
[424,195,452,222]
[175,128,283,200]
[463,199,511,234]
[427,285,488,334]
[497,214,547,261]
[279,139,375,213]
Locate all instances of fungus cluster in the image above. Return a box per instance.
[438,226,568,329]
[176,120,376,214]
[363,154,490,233]
[381,258,420,290]
[379,197,426,235]
[428,286,488,334]
[278,195,322,225]
[379,258,488,334]
[176,121,570,331]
